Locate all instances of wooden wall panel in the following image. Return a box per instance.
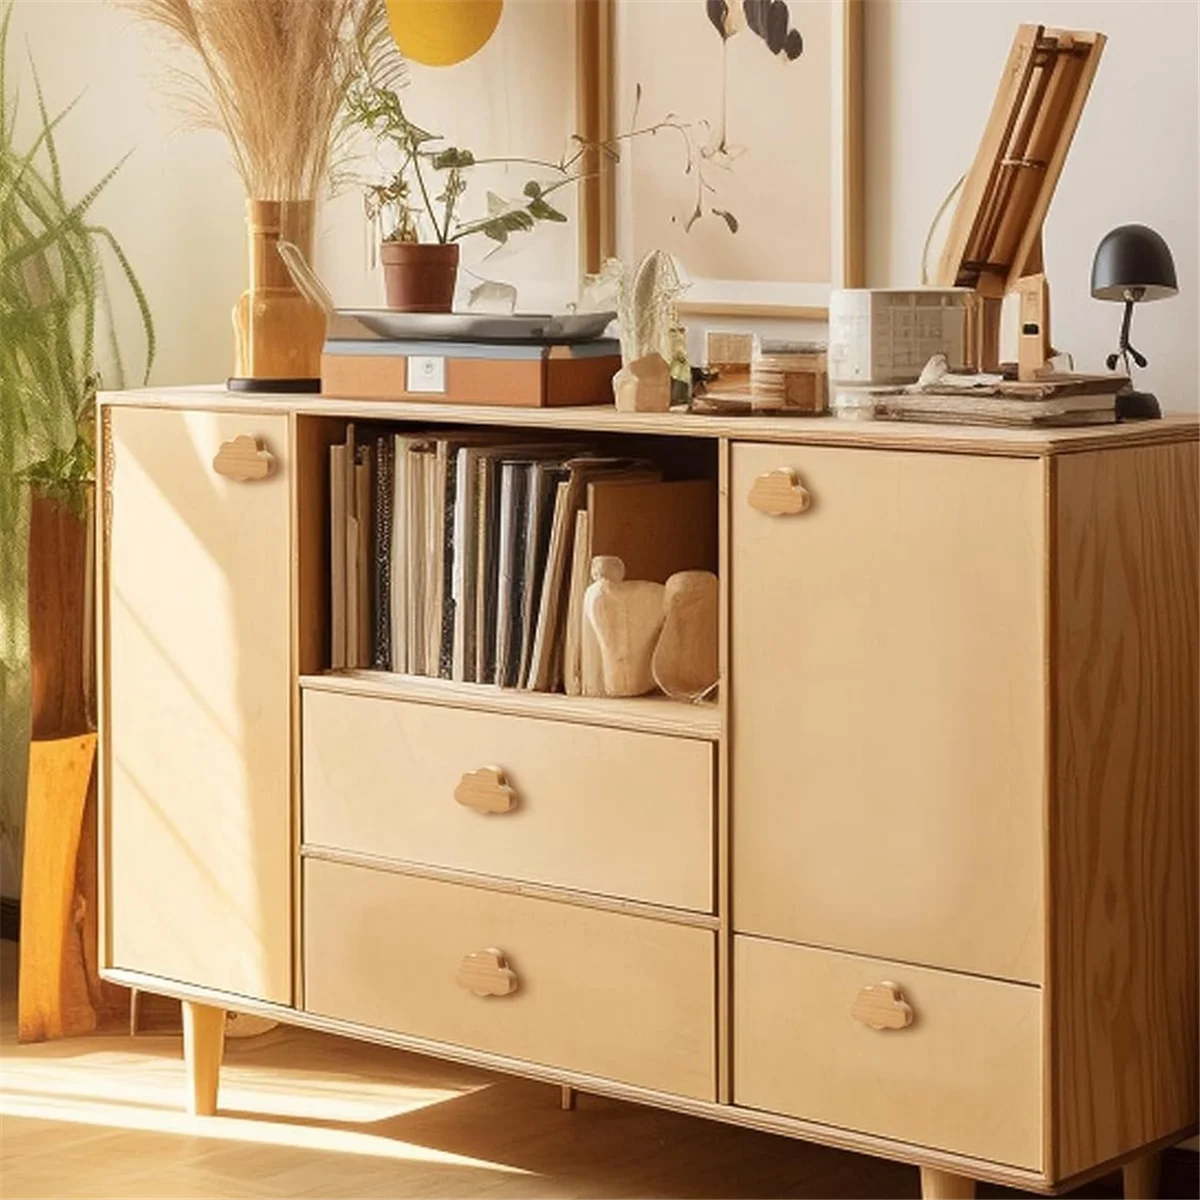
[1049,442,1199,1178]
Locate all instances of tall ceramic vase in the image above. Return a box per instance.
[230,199,325,391]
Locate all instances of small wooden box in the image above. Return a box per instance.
[321,341,621,408]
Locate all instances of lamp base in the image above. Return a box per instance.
[1115,390,1162,421]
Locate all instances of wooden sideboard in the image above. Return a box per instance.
[96,387,1199,1199]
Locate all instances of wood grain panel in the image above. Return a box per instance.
[731,444,1045,982]
[1049,442,1200,1178]
[303,858,715,1100]
[302,689,713,911]
[106,406,292,1003]
[734,936,1042,1169]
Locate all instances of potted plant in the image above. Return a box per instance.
[0,1,153,1024]
[345,70,577,312]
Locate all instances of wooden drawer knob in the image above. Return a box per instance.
[851,982,914,1030]
[212,434,275,481]
[748,468,811,515]
[457,948,518,997]
[455,766,517,814]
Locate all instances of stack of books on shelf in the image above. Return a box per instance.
[329,426,716,696]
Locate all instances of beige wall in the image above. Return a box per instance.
[9,0,1196,403]
[866,0,1198,410]
[5,0,1195,891]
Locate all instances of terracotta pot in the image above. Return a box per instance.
[232,198,325,383]
[28,491,89,740]
[381,241,459,313]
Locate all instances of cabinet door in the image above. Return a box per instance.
[105,406,292,1003]
[731,443,1045,982]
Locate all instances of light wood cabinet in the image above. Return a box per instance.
[104,406,292,1003]
[98,389,1198,1200]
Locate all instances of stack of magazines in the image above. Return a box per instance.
[329,425,717,695]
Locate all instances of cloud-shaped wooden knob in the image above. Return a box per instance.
[213,434,274,481]
[456,948,519,997]
[454,766,517,814]
[748,468,811,515]
[851,982,914,1030]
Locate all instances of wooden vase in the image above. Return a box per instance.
[232,199,326,384]
[21,489,127,1041]
[28,491,89,740]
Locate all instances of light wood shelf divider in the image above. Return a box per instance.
[299,670,722,740]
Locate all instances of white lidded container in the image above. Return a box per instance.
[828,288,971,385]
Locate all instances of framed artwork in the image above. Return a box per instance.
[322,0,600,313]
[591,0,863,318]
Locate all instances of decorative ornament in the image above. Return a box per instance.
[386,0,503,67]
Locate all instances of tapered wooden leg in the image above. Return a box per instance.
[1122,1150,1162,1199]
[560,1084,576,1111]
[181,1001,225,1116]
[920,1166,976,1199]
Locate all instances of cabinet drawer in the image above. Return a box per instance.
[734,936,1042,1169]
[302,689,713,911]
[731,443,1045,982]
[303,858,716,1100]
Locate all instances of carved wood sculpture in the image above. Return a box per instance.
[613,352,672,413]
[583,556,666,697]
[933,23,1105,377]
[454,766,518,814]
[456,948,519,997]
[212,434,275,481]
[652,571,719,700]
[850,982,915,1031]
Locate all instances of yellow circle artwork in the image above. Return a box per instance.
[385,0,504,67]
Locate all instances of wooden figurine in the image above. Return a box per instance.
[583,556,666,697]
[613,352,671,413]
[652,571,719,700]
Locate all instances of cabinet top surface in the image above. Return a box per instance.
[101,385,1200,457]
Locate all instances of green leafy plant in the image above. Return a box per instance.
[345,74,572,248]
[0,3,155,526]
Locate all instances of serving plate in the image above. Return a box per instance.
[334,309,617,344]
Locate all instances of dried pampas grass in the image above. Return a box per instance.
[126,0,401,201]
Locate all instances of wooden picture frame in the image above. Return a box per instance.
[581,0,863,318]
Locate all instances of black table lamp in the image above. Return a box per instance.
[1091,223,1177,419]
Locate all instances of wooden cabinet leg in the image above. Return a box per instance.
[181,1001,225,1116]
[560,1084,577,1111]
[919,1167,976,1199]
[1122,1151,1162,1199]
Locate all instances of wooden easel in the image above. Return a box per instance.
[935,24,1105,378]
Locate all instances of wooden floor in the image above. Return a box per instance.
[1,942,1195,1199]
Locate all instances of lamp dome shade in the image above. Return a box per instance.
[1091,223,1178,301]
[386,0,503,66]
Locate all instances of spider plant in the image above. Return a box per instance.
[0,1,154,847]
[0,2,154,519]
